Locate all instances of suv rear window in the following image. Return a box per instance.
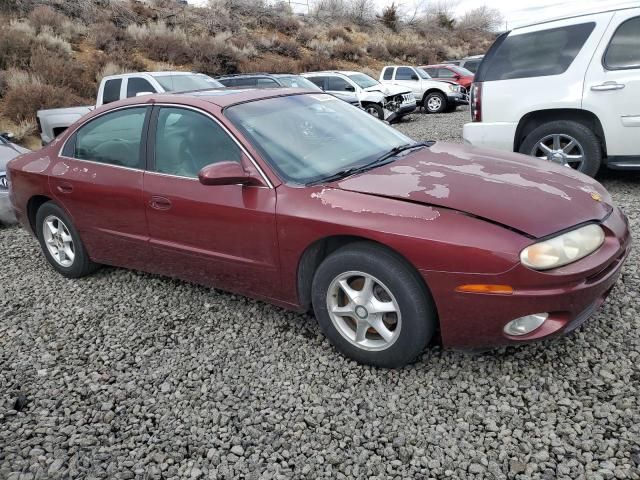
[102,79,122,104]
[481,22,596,81]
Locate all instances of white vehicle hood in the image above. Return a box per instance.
[363,84,411,97]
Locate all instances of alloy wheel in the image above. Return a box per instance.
[42,215,75,267]
[427,96,442,112]
[531,134,585,170]
[326,271,402,351]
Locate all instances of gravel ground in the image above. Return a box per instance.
[1,109,639,480]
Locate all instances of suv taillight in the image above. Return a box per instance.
[470,82,482,122]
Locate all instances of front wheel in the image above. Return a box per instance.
[35,201,99,278]
[363,103,385,120]
[519,120,602,177]
[311,242,436,368]
[423,92,447,113]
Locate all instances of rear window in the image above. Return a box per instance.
[481,22,596,81]
[382,67,393,80]
[102,79,121,104]
[604,16,640,70]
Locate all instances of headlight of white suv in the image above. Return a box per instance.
[447,84,456,92]
[520,224,605,270]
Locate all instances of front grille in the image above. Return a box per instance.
[402,94,413,103]
[0,174,7,191]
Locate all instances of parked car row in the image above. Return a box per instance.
[0,133,30,225]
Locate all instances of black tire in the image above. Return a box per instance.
[363,103,384,120]
[311,242,437,368]
[35,201,98,278]
[519,120,602,177]
[423,92,447,114]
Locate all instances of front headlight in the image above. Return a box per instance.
[447,84,456,92]
[520,224,605,270]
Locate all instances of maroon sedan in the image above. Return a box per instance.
[7,89,631,367]
[421,64,475,90]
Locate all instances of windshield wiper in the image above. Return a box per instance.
[307,142,432,186]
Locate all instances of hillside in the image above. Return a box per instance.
[0,0,498,148]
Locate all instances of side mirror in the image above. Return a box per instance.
[345,85,356,92]
[411,74,419,80]
[198,161,256,186]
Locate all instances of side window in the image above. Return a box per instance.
[74,107,147,168]
[218,78,235,86]
[395,67,417,80]
[438,68,456,78]
[307,77,326,89]
[382,67,393,80]
[234,78,257,87]
[604,16,640,70]
[256,78,279,88]
[154,107,242,178]
[126,78,156,98]
[464,60,481,73]
[482,22,596,81]
[327,76,353,91]
[102,79,122,104]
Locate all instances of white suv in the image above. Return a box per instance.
[302,71,416,120]
[463,6,640,176]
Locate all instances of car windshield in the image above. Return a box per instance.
[277,76,322,90]
[450,66,473,76]
[347,73,379,89]
[154,74,223,92]
[225,94,413,184]
[416,68,430,79]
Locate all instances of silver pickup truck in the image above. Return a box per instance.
[37,71,222,144]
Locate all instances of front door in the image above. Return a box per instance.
[143,105,280,299]
[392,67,422,99]
[583,11,640,158]
[50,106,152,269]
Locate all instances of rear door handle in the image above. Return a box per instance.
[591,82,625,92]
[56,183,73,194]
[149,196,172,211]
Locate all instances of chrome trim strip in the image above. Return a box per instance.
[57,103,274,188]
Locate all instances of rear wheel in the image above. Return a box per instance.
[519,120,602,177]
[311,242,436,368]
[423,92,447,113]
[35,202,98,278]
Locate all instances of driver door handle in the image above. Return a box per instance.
[149,196,172,211]
[591,82,625,92]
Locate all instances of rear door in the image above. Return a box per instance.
[52,106,152,269]
[143,105,280,298]
[583,9,640,157]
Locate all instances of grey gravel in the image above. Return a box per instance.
[1,111,640,479]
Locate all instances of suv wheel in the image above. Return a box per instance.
[311,242,436,368]
[423,92,447,113]
[363,103,384,120]
[519,120,602,177]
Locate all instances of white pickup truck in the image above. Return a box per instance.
[37,71,222,144]
[379,66,469,113]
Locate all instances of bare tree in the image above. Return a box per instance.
[457,5,503,32]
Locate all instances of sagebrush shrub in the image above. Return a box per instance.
[4,83,86,122]
[28,5,67,34]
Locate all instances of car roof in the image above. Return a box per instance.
[216,73,298,78]
[304,71,359,76]
[103,71,201,80]
[514,6,637,30]
[103,88,322,109]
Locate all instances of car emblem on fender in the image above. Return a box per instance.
[590,191,602,202]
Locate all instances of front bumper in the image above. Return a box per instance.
[397,101,417,115]
[422,207,632,349]
[0,192,17,225]
[447,92,469,106]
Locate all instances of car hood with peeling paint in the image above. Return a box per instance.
[335,142,612,238]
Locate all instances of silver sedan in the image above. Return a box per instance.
[1,134,30,225]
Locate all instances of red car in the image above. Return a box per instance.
[421,64,475,90]
[8,89,631,368]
